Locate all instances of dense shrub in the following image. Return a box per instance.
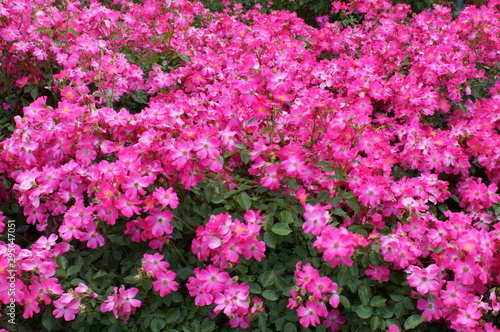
[200,0,465,26]
[1,0,500,331]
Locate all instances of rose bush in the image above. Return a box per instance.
[1,0,500,331]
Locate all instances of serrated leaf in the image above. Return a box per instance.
[279,210,294,224]
[355,305,373,319]
[271,222,291,236]
[165,307,181,324]
[326,196,342,206]
[200,320,216,332]
[390,293,404,302]
[275,317,285,331]
[92,270,107,280]
[70,278,85,286]
[264,231,277,249]
[316,161,334,168]
[30,86,38,100]
[394,302,405,318]
[151,318,166,332]
[108,234,126,245]
[317,190,329,202]
[56,256,68,270]
[346,198,360,212]
[249,282,262,294]
[68,27,78,37]
[370,295,386,307]
[237,192,252,210]
[404,315,425,330]
[284,323,297,332]
[331,208,348,219]
[259,270,276,288]
[241,150,250,164]
[67,265,82,276]
[42,308,57,330]
[339,295,350,309]
[176,267,193,280]
[262,290,278,301]
[358,284,372,306]
[370,315,382,331]
[258,314,267,331]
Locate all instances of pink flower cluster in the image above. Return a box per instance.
[100,286,141,324]
[187,265,263,328]
[191,211,265,269]
[288,262,345,331]
[374,210,500,330]
[53,284,97,321]
[1,0,500,329]
[0,234,68,319]
[187,211,265,327]
[302,203,367,268]
[141,253,179,297]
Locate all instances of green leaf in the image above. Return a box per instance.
[403,297,414,310]
[370,295,386,307]
[346,197,361,212]
[339,295,351,309]
[249,282,262,294]
[317,190,329,202]
[370,315,382,331]
[275,317,286,331]
[331,208,349,219]
[264,231,277,249]
[326,196,342,206]
[237,192,252,210]
[67,265,82,276]
[316,161,334,168]
[42,308,57,330]
[258,314,267,331]
[92,270,107,280]
[68,27,78,37]
[394,302,405,319]
[334,166,345,180]
[355,305,373,319]
[176,267,194,280]
[284,323,297,332]
[271,222,292,236]
[259,270,276,288]
[165,308,181,324]
[390,293,404,302]
[404,315,425,330]
[30,86,38,100]
[262,290,278,301]
[56,256,68,270]
[240,150,250,164]
[279,210,294,224]
[358,284,372,306]
[108,234,127,245]
[150,319,166,332]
